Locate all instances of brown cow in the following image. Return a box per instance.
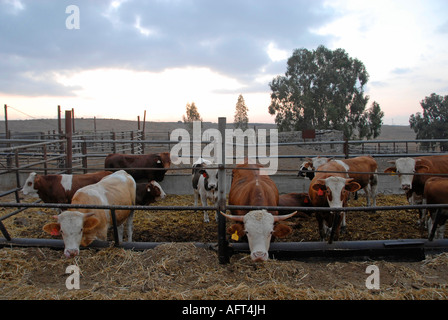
[278,192,312,217]
[135,180,166,205]
[385,155,448,226]
[309,161,361,242]
[105,152,171,182]
[423,177,448,240]
[22,171,112,204]
[221,162,296,262]
[300,156,378,206]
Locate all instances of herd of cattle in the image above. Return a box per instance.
[17,152,448,261]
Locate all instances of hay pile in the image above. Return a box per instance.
[1,244,448,300]
[1,193,448,300]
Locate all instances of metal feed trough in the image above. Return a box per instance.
[2,115,448,263]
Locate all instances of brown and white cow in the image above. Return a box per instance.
[135,180,166,205]
[220,162,296,262]
[192,158,219,222]
[423,177,448,240]
[299,156,378,206]
[309,161,361,242]
[384,155,448,225]
[105,152,171,182]
[22,171,113,204]
[43,170,136,258]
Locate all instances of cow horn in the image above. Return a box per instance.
[220,211,244,222]
[274,211,297,222]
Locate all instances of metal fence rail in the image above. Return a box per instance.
[2,116,448,263]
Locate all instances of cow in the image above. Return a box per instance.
[384,155,448,226]
[423,177,448,240]
[22,171,113,204]
[298,157,331,180]
[135,180,166,205]
[299,156,378,207]
[220,162,296,262]
[104,152,171,183]
[192,158,218,223]
[309,160,361,242]
[43,170,136,258]
[278,192,312,217]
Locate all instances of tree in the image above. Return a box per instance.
[182,102,202,132]
[268,45,383,139]
[234,94,249,130]
[409,93,448,151]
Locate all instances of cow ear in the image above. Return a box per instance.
[83,216,100,232]
[43,223,61,236]
[345,181,361,193]
[227,224,245,239]
[272,224,292,238]
[311,183,326,192]
[384,167,396,174]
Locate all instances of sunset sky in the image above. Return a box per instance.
[1,0,447,125]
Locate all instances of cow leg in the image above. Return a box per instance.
[340,211,347,235]
[364,184,372,207]
[316,213,326,241]
[200,190,210,223]
[117,224,124,242]
[370,172,378,207]
[193,189,199,208]
[329,212,341,244]
[126,210,134,242]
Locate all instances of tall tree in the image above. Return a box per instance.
[409,93,448,151]
[182,102,202,132]
[234,94,249,130]
[268,45,383,139]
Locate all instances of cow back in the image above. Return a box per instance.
[229,163,279,215]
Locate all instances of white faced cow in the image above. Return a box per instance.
[192,158,219,223]
[43,170,136,258]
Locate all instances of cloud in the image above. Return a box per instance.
[0,0,335,97]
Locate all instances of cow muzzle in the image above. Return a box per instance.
[401,184,411,191]
[64,248,79,258]
[251,251,269,262]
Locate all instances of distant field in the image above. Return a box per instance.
[0,118,416,141]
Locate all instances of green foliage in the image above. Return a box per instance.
[409,93,448,151]
[234,94,249,130]
[268,45,383,139]
[182,102,202,132]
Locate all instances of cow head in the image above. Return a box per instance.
[43,211,99,258]
[156,152,172,169]
[384,158,430,191]
[221,210,296,262]
[147,180,166,201]
[298,157,330,179]
[298,160,314,179]
[22,172,39,197]
[312,176,361,208]
[201,167,219,191]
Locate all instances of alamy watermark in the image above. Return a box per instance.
[170,121,279,175]
[66,5,80,30]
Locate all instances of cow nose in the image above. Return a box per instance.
[64,249,79,258]
[402,184,411,191]
[209,184,216,190]
[251,251,268,262]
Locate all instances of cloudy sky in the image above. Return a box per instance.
[1,0,447,125]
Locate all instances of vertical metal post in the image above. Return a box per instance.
[65,110,73,174]
[217,117,230,264]
[110,209,120,246]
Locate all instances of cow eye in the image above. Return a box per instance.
[27,182,32,186]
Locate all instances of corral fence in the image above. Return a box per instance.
[2,114,448,263]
